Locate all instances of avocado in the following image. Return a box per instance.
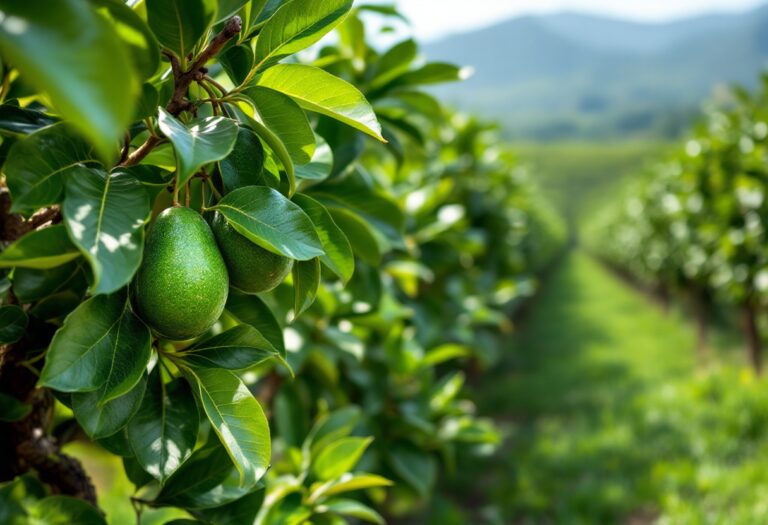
[133,207,229,340]
[211,212,293,294]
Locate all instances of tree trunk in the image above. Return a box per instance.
[743,299,762,375]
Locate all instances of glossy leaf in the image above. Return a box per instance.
[12,261,87,303]
[186,367,271,486]
[328,209,381,266]
[71,373,147,439]
[292,257,320,317]
[226,291,285,356]
[0,0,136,159]
[244,86,315,164]
[253,0,353,70]
[4,123,97,214]
[158,108,239,187]
[212,186,324,260]
[63,167,150,295]
[293,194,353,282]
[40,290,152,400]
[313,437,373,481]
[218,127,269,194]
[154,437,262,509]
[0,225,80,270]
[0,105,57,137]
[183,325,281,370]
[217,0,249,21]
[127,372,199,482]
[312,473,392,500]
[220,44,254,85]
[295,134,333,181]
[146,0,211,58]
[90,0,160,79]
[191,488,265,525]
[247,117,296,195]
[369,39,418,90]
[256,64,384,141]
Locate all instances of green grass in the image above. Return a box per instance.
[433,251,768,525]
[513,141,671,230]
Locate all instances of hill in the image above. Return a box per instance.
[424,6,768,139]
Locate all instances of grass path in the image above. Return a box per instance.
[466,251,768,525]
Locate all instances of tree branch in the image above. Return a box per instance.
[118,16,242,169]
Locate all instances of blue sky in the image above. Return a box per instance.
[392,0,766,41]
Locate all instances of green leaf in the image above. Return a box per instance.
[220,45,254,86]
[0,0,136,160]
[313,437,372,481]
[253,0,353,71]
[28,496,106,525]
[247,117,296,195]
[256,64,384,141]
[308,172,404,242]
[218,127,269,194]
[0,392,31,422]
[4,123,97,214]
[0,105,56,137]
[63,167,150,296]
[0,475,46,524]
[158,109,240,188]
[394,62,468,87]
[305,406,362,457]
[243,86,315,164]
[312,473,392,501]
[127,371,199,483]
[293,194,353,282]
[328,209,381,266]
[323,499,384,524]
[154,436,262,509]
[0,305,27,344]
[183,325,282,370]
[295,134,333,181]
[146,0,211,58]
[292,257,320,317]
[12,261,87,303]
[0,225,80,270]
[388,445,436,498]
[90,0,160,79]
[191,488,265,525]
[212,186,324,260]
[369,39,417,90]
[217,0,249,21]
[40,290,152,400]
[421,344,470,368]
[72,373,147,439]
[225,291,285,356]
[186,368,271,486]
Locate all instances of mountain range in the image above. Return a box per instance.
[423,5,768,139]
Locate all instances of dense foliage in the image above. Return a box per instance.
[0,1,565,523]
[588,74,768,372]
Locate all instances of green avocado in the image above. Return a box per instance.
[211,212,293,294]
[133,207,229,340]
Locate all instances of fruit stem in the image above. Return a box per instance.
[172,178,180,207]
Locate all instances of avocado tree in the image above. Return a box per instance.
[589,74,768,372]
[0,1,566,523]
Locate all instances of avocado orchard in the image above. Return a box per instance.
[589,74,768,373]
[0,1,565,523]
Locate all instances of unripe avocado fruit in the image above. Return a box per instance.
[211,212,293,294]
[133,207,229,340]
